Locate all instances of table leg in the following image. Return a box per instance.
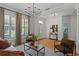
[24,45,25,51]
[37,51,38,56]
[44,47,45,56]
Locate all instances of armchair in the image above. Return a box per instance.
[54,39,76,56]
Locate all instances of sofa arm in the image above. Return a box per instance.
[0,50,24,56]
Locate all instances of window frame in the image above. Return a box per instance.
[4,10,16,40]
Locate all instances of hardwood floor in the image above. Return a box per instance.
[38,38,55,50]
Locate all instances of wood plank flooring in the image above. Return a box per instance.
[38,38,55,50]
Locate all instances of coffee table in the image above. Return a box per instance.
[24,42,45,56]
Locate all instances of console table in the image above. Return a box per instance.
[49,32,58,40]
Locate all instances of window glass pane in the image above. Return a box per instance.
[21,15,28,43]
[4,15,10,25]
[21,18,25,35]
[22,27,25,35]
[11,16,16,25]
[10,16,16,39]
[4,9,16,40]
[25,18,28,35]
[25,27,28,35]
[4,14,10,39]
[4,26,10,39]
[11,26,15,39]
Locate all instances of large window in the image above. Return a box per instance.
[4,10,16,40]
[21,15,28,43]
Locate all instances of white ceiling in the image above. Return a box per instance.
[0,3,77,16]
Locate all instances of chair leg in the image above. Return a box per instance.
[72,52,73,56]
[54,48,56,53]
[72,53,73,56]
[54,47,55,52]
[63,52,65,56]
[54,47,56,52]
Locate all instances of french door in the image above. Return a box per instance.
[21,15,28,43]
[4,10,16,40]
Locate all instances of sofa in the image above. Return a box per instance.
[0,38,24,56]
[0,50,24,56]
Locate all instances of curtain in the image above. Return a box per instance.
[0,7,4,39]
[15,13,22,45]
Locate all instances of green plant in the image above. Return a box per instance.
[32,35,38,41]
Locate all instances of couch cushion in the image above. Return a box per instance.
[5,45,17,51]
[61,39,75,49]
[55,45,72,53]
[0,40,10,49]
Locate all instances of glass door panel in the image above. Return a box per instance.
[10,16,16,39]
[4,15,10,39]
[21,15,28,43]
[4,11,16,40]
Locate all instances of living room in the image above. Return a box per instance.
[0,3,78,56]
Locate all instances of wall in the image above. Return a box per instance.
[45,14,76,41]
[62,15,77,41]
[70,15,77,41]
[62,15,71,39]
[76,7,79,52]
[30,17,35,34]
[45,15,63,40]
[30,12,77,45]
[34,17,46,37]
[30,16,46,37]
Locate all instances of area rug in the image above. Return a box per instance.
[15,44,64,56]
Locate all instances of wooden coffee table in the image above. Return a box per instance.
[24,42,45,56]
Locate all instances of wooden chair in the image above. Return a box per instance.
[54,39,76,56]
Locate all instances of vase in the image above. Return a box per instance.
[30,41,35,46]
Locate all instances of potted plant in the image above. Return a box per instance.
[30,35,38,46]
[32,35,38,41]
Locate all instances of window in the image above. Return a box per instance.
[21,15,28,43]
[4,10,16,40]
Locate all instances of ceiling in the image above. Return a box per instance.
[0,3,77,16]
